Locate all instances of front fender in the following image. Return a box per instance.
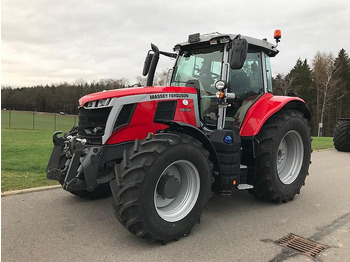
[157,121,220,172]
[240,93,311,137]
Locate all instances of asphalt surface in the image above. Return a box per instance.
[1,150,350,262]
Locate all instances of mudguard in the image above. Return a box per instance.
[240,93,311,137]
[159,121,220,172]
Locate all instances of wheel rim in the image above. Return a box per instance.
[154,160,200,222]
[276,130,304,185]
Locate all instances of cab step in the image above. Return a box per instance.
[237,183,254,190]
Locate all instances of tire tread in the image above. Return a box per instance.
[111,132,213,243]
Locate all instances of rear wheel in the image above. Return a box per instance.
[334,120,350,152]
[250,110,311,203]
[110,132,213,243]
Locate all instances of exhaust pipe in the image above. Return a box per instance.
[146,43,159,86]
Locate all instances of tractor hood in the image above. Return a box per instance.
[79,86,197,107]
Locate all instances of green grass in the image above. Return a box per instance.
[311,136,334,151]
[1,110,76,192]
[1,128,59,192]
[1,110,77,131]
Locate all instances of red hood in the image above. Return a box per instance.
[79,86,197,107]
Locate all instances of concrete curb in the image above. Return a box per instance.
[313,148,335,152]
[1,185,62,197]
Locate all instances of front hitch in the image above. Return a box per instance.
[46,131,105,192]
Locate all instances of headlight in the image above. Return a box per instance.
[86,101,95,107]
[215,80,227,91]
[85,98,111,107]
[96,99,110,107]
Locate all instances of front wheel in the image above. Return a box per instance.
[250,110,311,203]
[110,132,213,243]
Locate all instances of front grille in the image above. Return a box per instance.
[78,106,112,144]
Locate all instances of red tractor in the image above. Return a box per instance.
[47,31,312,243]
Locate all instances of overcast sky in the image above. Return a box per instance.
[1,0,350,87]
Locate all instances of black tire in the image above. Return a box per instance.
[333,120,350,152]
[250,110,311,203]
[110,132,213,243]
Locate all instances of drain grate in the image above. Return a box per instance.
[277,233,329,258]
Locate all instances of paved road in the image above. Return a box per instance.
[2,150,350,262]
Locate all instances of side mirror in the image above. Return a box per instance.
[229,38,248,69]
[142,51,154,76]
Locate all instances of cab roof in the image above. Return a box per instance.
[175,32,279,57]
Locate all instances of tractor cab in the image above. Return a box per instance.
[169,32,278,130]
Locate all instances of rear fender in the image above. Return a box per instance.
[240,94,311,137]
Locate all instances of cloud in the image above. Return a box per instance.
[2,0,350,87]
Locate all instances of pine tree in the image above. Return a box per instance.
[333,49,350,119]
[289,58,313,103]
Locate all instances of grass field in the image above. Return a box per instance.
[1,111,77,191]
[1,127,335,192]
[312,136,334,151]
[1,128,59,192]
[1,110,77,131]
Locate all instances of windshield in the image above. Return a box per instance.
[171,45,224,94]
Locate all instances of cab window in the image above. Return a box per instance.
[228,51,264,97]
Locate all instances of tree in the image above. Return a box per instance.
[272,73,296,95]
[136,69,169,87]
[333,49,350,119]
[312,51,342,136]
[135,76,147,86]
[289,58,313,103]
[154,69,169,86]
[1,78,130,114]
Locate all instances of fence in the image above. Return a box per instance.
[1,110,78,132]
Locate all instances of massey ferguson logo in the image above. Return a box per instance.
[149,93,189,100]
